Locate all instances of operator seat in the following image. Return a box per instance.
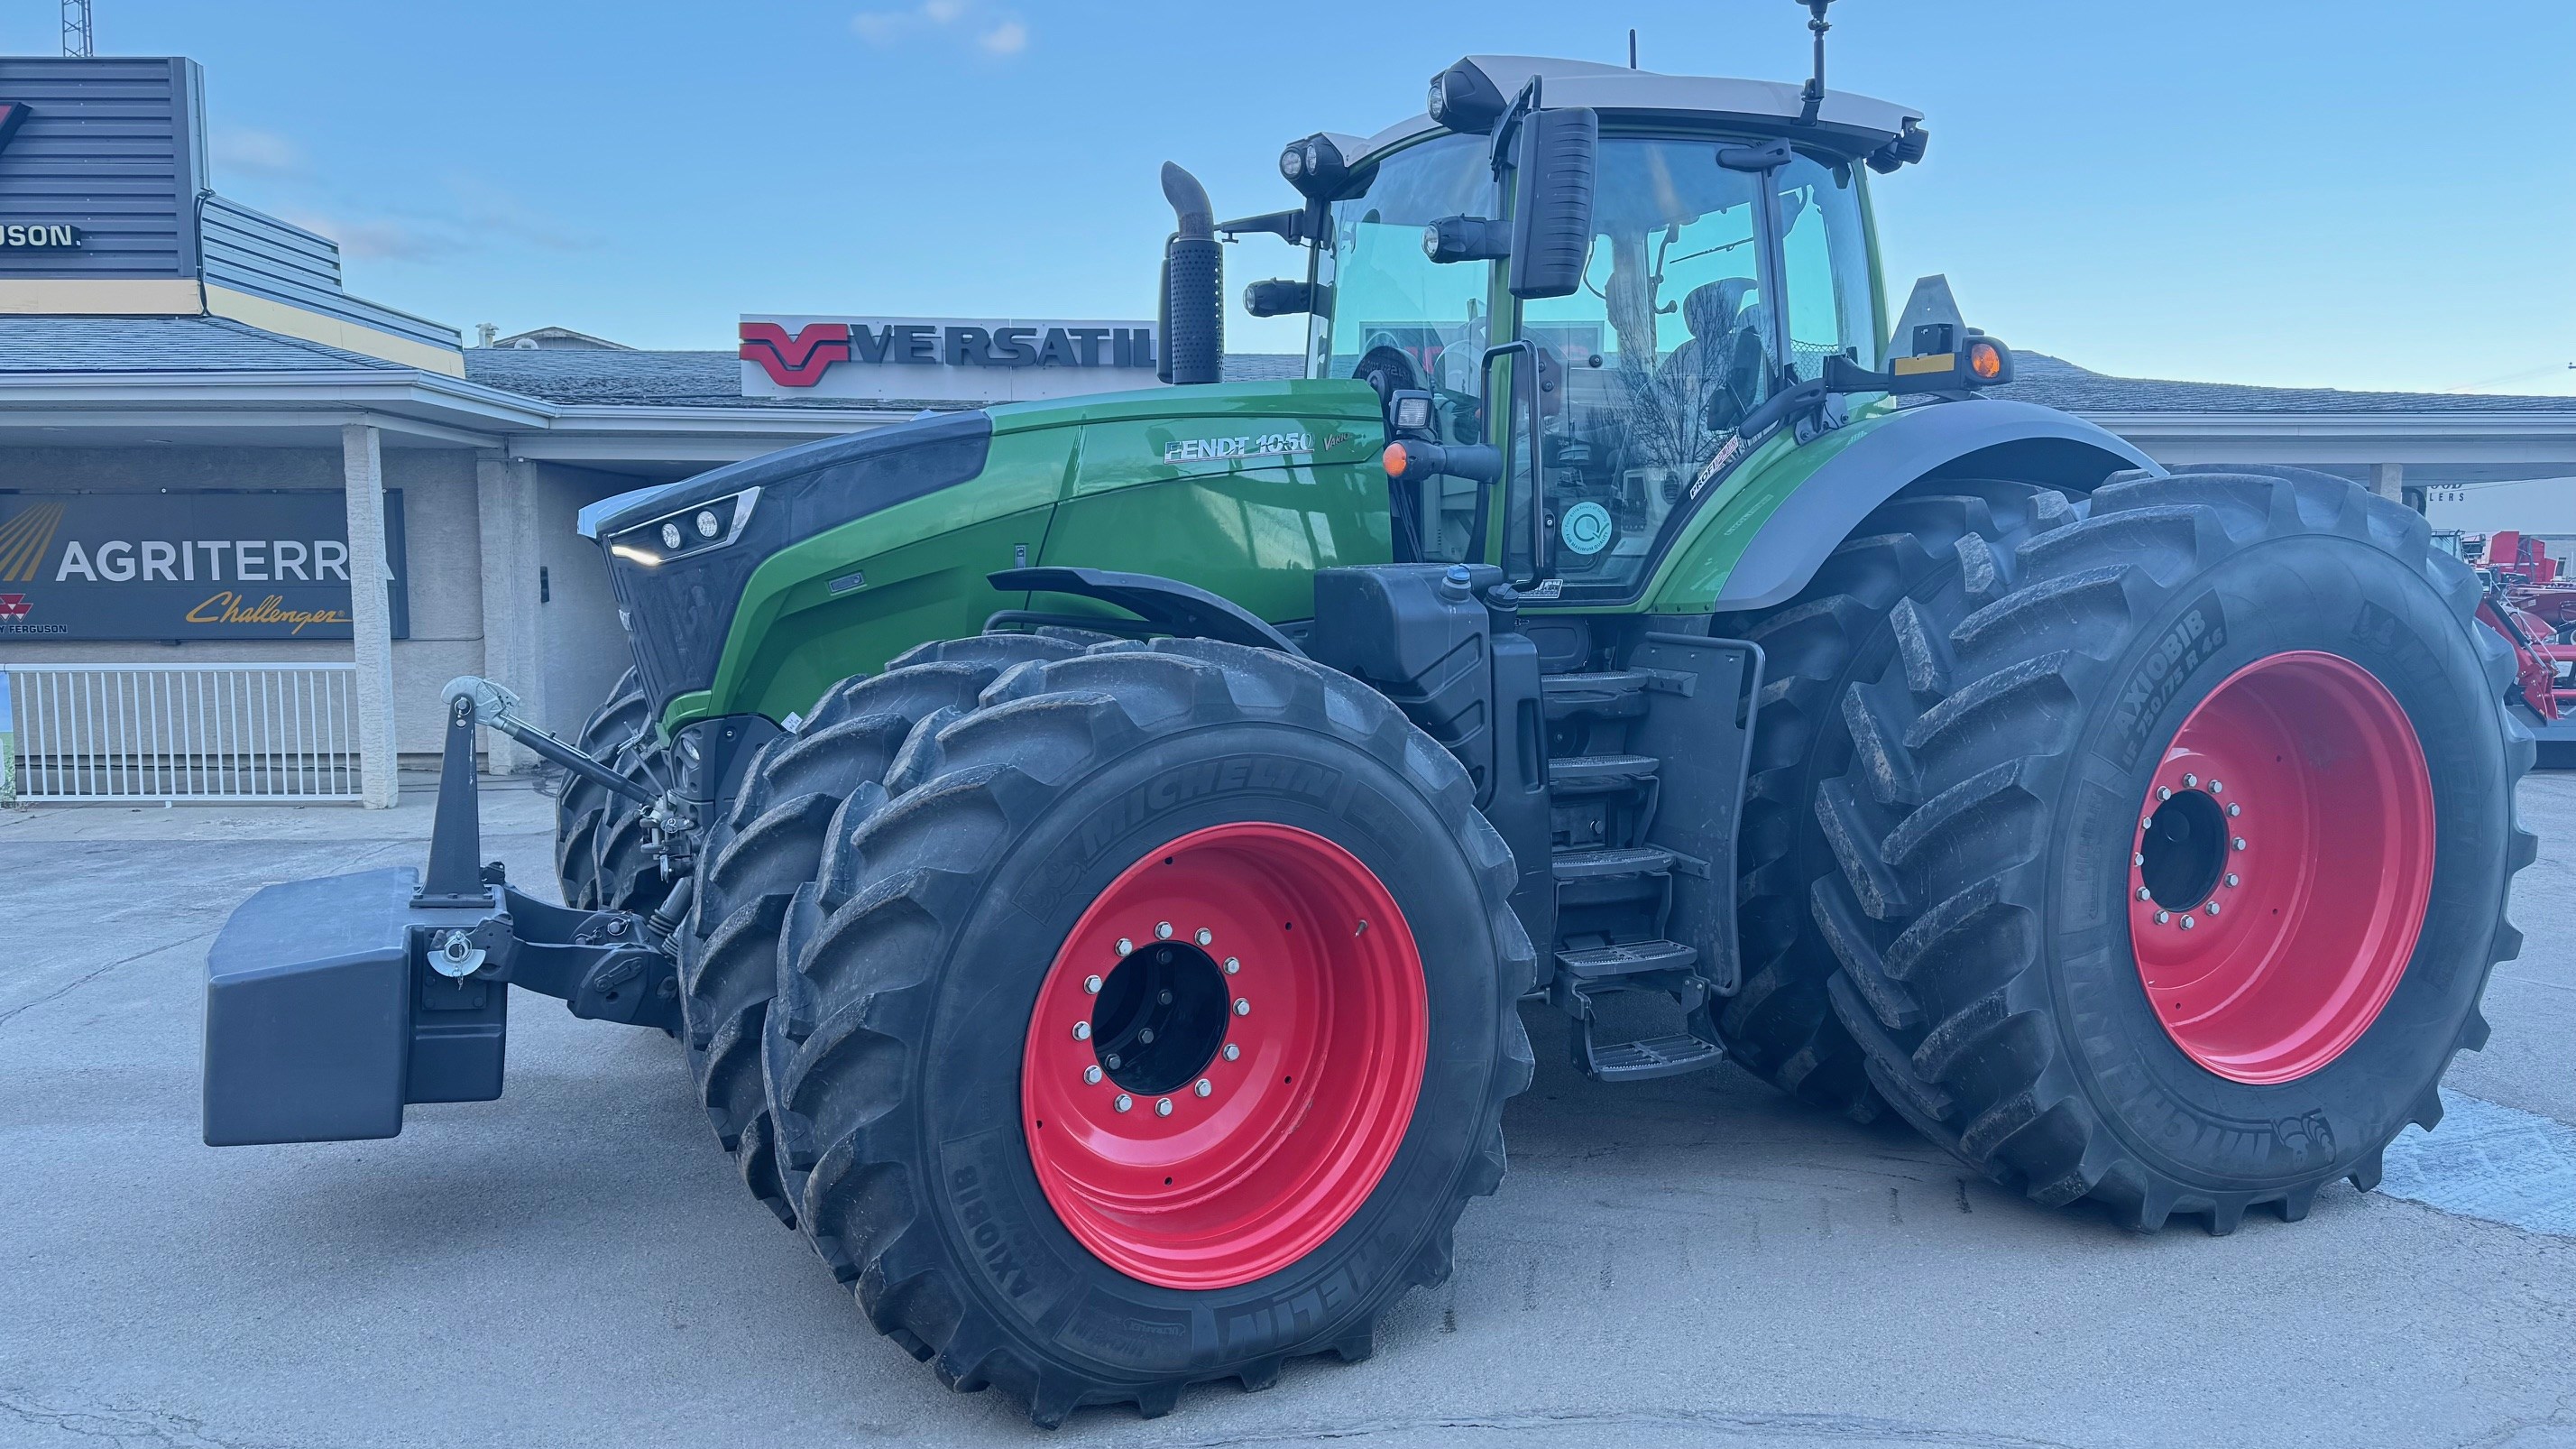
[1657,279,1768,435]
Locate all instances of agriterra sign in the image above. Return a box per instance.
[0,491,408,641]
[740,315,1165,404]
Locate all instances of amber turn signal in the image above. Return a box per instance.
[1382,442,1410,478]
[1969,341,2004,380]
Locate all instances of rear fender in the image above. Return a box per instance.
[1652,399,2157,615]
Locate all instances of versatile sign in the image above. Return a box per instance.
[0,491,407,641]
[740,315,1165,403]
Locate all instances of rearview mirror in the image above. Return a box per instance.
[1507,107,1596,300]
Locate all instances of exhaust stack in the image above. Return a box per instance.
[1158,162,1223,386]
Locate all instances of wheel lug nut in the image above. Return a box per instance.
[1196,928,1213,946]
[2205,901,2221,916]
[2232,837,2247,851]
[2179,915,2195,930]
[1157,989,1173,1005]
[2227,803,2241,817]
[1083,974,1102,995]
[1234,998,1251,1017]
[2209,780,2224,794]
[1139,1028,1155,1044]
[2225,872,2240,888]
[1116,937,1134,956]
[2136,886,2152,901]
[1072,1021,1091,1041]
[2182,773,2198,788]
[2133,854,2145,868]
[1155,1097,1173,1117]
[1082,1065,1102,1084]
[1106,1053,1122,1069]
[2157,787,2173,800]
[1114,1094,1132,1113]
[2155,910,2171,925]
[1155,921,1173,940]
[1194,1078,1212,1097]
[1224,956,1240,975]
[1223,1043,1241,1061]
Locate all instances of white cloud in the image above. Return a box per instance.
[281,211,458,263]
[851,2,1026,54]
[212,127,301,177]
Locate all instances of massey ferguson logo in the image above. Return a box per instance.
[0,101,27,156]
[0,594,29,618]
[740,317,1159,389]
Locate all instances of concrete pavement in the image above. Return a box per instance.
[3,773,2573,1448]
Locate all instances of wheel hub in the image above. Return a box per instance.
[1022,822,1428,1290]
[2128,651,2435,1084]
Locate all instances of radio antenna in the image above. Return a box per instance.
[1796,0,1833,125]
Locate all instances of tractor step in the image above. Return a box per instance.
[1556,938,1696,980]
[1541,670,1653,720]
[1575,1022,1725,1083]
[1551,845,1677,881]
[1547,753,1659,793]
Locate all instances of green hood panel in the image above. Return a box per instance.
[670,379,1388,731]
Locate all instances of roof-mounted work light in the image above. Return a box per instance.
[1426,59,1508,134]
[1279,134,1350,198]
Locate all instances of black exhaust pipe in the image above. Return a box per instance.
[1158,162,1222,386]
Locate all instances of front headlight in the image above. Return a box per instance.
[608,487,759,568]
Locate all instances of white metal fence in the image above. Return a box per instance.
[3,663,363,803]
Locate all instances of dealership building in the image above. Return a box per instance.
[4,54,2574,806]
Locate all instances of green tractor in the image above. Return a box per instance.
[205,16,2534,1428]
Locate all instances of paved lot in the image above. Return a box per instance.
[5,773,2575,1449]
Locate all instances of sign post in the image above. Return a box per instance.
[0,670,15,808]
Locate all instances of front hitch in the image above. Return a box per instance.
[202,680,684,1147]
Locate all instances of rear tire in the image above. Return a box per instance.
[767,637,1535,1425]
[1810,468,2533,1230]
[676,634,1088,1223]
[1716,480,2077,1118]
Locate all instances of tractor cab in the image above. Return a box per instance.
[1232,56,1949,603]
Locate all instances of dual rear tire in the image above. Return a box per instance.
[1727,467,2532,1229]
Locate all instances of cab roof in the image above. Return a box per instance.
[1348,54,1923,167]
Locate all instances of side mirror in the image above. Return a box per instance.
[1507,106,1596,300]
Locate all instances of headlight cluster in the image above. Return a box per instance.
[608,487,759,568]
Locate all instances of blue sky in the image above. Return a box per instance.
[12,1,2571,394]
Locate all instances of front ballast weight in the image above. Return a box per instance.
[201,677,687,1148]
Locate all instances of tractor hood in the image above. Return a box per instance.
[591,408,999,722]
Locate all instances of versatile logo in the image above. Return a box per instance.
[740,318,1160,389]
[739,321,851,388]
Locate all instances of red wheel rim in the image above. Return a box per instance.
[1021,823,1428,1289]
[2129,651,2434,1084]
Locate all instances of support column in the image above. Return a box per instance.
[474,449,541,775]
[342,421,400,808]
[2371,461,2405,503]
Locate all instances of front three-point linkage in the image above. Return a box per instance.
[417,676,685,1034]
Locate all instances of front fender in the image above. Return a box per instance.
[1650,398,2157,615]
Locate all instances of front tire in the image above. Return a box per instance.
[768,638,1535,1425]
[1812,468,2534,1231]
